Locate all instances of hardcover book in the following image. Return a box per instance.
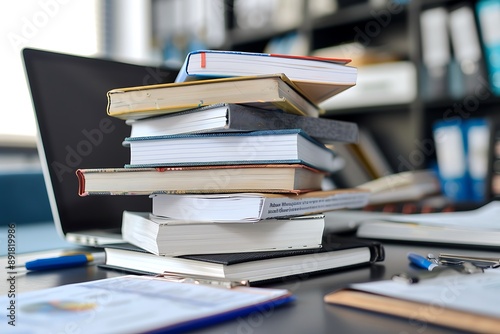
[104,237,384,283]
[106,73,322,120]
[174,50,357,104]
[123,129,338,172]
[121,211,326,256]
[76,164,327,196]
[126,103,359,144]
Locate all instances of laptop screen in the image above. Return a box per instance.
[22,48,177,235]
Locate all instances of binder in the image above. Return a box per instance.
[464,118,490,202]
[448,4,487,98]
[433,119,471,202]
[419,7,451,100]
[433,118,491,203]
[325,268,500,333]
[476,0,500,96]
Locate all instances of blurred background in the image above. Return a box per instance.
[2,0,500,218]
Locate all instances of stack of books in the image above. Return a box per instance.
[77,50,381,282]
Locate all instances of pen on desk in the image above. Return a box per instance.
[407,252,438,271]
[11,252,105,271]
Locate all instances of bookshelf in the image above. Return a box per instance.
[119,0,500,202]
[222,0,418,173]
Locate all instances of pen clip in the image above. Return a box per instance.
[440,253,500,268]
[155,272,249,289]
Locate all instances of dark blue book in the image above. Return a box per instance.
[124,129,339,172]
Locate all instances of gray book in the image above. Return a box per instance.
[126,103,358,144]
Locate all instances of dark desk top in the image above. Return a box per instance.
[2,240,498,334]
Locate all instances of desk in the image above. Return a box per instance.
[2,240,498,333]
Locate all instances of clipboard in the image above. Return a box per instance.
[324,268,500,333]
[0,274,293,333]
[324,289,500,333]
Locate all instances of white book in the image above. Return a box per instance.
[150,189,370,223]
[354,201,500,246]
[121,211,325,256]
[124,129,338,173]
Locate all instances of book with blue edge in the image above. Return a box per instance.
[123,129,339,172]
[126,103,359,144]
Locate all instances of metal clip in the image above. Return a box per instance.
[155,272,249,289]
[428,253,500,269]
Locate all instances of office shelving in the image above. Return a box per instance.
[146,0,500,198]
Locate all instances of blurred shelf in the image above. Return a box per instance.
[0,134,37,150]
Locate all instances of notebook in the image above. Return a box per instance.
[22,48,178,246]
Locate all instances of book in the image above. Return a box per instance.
[126,103,359,144]
[103,237,385,283]
[0,275,293,334]
[329,143,373,188]
[356,219,500,247]
[349,201,500,247]
[346,127,393,180]
[121,211,325,256]
[76,164,327,196]
[355,201,500,246]
[174,50,357,104]
[106,73,322,120]
[150,189,370,223]
[324,268,500,333]
[317,61,417,111]
[357,169,441,205]
[123,129,338,173]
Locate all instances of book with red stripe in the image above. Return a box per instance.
[175,50,357,104]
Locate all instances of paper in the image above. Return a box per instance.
[0,275,291,334]
[350,269,500,318]
[326,201,500,230]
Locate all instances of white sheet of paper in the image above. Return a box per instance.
[0,275,290,334]
[351,268,500,318]
[326,201,500,230]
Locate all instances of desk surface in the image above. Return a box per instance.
[2,240,498,334]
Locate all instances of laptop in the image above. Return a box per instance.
[22,48,178,246]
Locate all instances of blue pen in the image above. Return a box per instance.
[407,252,438,271]
[22,253,104,271]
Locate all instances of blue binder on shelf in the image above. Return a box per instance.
[433,118,490,203]
[476,0,500,96]
[433,119,471,202]
[464,118,490,202]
